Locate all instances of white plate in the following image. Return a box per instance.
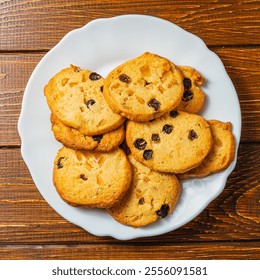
[18,15,241,240]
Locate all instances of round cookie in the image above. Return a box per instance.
[53,147,132,208]
[176,66,205,113]
[178,120,235,179]
[51,114,125,152]
[44,65,125,135]
[103,52,184,121]
[126,110,213,173]
[108,155,181,227]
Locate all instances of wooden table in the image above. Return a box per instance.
[0,0,259,260]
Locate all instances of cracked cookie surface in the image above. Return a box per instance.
[178,120,235,179]
[126,110,213,173]
[53,147,132,208]
[51,114,125,152]
[176,66,205,113]
[103,52,184,121]
[108,155,181,227]
[44,65,125,135]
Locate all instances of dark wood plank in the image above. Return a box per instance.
[1,0,259,262]
[0,0,259,51]
[0,53,45,146]
[216,48,260,142]
[0,48,260,145]
[0,242,259,259]
[0,143,259,244]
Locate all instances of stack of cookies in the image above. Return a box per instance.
[44,52,235,228]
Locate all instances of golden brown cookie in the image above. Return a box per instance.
[53,147,132,208]
[51,114,125,152]
[178,120,235,179]
[44,65,125,135]
[108,155,181,227]
[176,66,205,113]
[103,52,184,121]
[126,110,213,173]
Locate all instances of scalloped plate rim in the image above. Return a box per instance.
[18,14,241,240]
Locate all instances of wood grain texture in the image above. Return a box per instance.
[0,47,260,145]
[0,144,259,244]
[0,242,259,259]
[0,0,260,51]
[1,0,260,261]
[0,53,45,146]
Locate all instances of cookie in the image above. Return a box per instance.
[44,65,125,135]
[176,66,205,113]
[103,52,184,121]
[51,114,125,152]
[108,154,181,227]
[53,147,132,208]
[178,120,235,179]
[126,110,213,173]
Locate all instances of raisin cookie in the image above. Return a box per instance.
[51,114,125,152]
[53,147,132,208]
[126,110,213,173]
[176,66,205,113]
[178,120,235,179]
[108,155,181,227]
[103,52,184,121]
[44,65,125,135]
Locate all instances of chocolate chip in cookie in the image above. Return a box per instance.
[156,204,169,218]
[86,99,96,108]
[134,138,147,150]
[89,72,101,81]
[183,77,192,90]
[148,98,161,111]
[119,74,131,83]
[151,133,160,142]
[188,129,198,140]
[143,149,153,160]
[138,197,145,205]
[92,134,103,143]
[57,157,65,169]
[80,174,88,181]
[170,110,179,118]
[182,90,194,102]
[162,124,173,134]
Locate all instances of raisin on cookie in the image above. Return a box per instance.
[103,52,184,121]
[44,65,125,136]
[178,120,235,179]
[126,110,213,173]
[51,114,125,152]
[176,66,205,113]
[53,147,132,208]
[108,155,181,227]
